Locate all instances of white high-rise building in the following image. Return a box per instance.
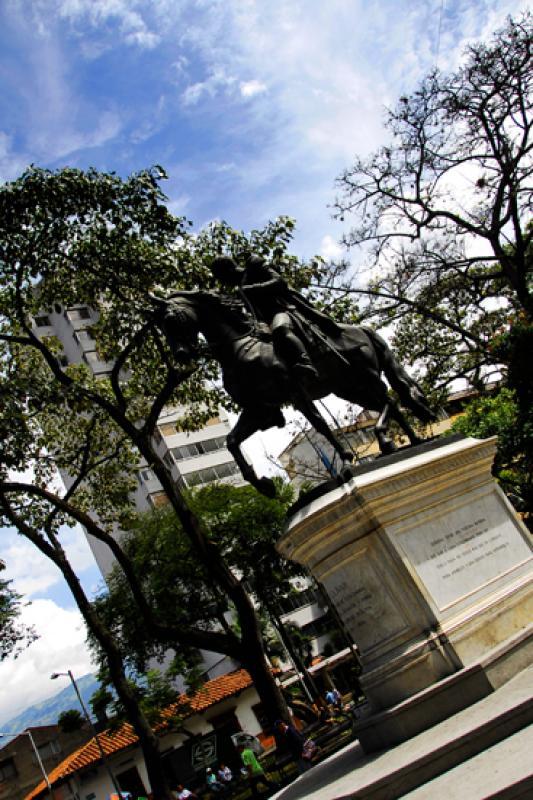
[32,302,246,682]
[31,302,244,576]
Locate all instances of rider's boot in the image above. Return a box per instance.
[274,327,319,383]
[293,352,319,381]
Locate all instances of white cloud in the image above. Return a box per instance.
[181,68,236,106]
[57,0,161,50]
[0,131,29,183]
[9,15,124,162]
[239,80,267,98]
[320,234,344,261]
[1,524,98,598]
[166,193,191,216]
[0,600,95,725]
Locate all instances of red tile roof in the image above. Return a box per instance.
[25,669,253,800]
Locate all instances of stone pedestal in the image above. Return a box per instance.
[277,436,533,750]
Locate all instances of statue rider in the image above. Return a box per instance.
[210,254,342,383]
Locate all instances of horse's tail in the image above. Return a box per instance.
[364,328,436,423]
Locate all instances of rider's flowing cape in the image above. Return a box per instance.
[239,257,343,342]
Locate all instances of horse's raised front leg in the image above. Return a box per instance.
[226,408,278,498]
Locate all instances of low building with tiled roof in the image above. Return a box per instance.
[25,669,265,800]
[0,724,94,800]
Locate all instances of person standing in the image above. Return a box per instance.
[274,720,316,774]
[325,687,343,712]
[238,743,280,798]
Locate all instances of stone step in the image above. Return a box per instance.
[348,687,533,799]
[273,666,533,800]
[401,724,533,799]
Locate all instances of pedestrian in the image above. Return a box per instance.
[274,720,316,774]
[176,785,198,800]
[325,687,342,712]
[238,743,280,798]
[206,767,226,793]
[317,700,335,725]
[217,764,233,784]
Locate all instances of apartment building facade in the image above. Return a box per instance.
[32,302,246,682]
[0,725,92,800]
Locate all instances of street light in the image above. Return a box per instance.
[50,670,121,795]
[0,729,53,797]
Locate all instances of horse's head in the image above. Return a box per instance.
[149,291,201,363]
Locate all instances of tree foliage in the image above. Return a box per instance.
[452,385,533,528]
[0,562,37,660]
[333,13,532,400]
[57,709,85,733]
[89,482,301,692]
[0,164,358,796]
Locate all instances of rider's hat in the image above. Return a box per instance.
[244,254,265,269]
[211,255,242,283]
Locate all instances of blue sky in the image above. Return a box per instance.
[0,0,528,724]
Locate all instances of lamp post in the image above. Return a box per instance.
[50,670,121,795]
[0,729,53,797]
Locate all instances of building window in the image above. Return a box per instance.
[159,422,178,436]
[34,315,51,328]
[36,739,61,761]
[299,614,333,639]
[171,435,227,462]
[66,307,91,322]
[73,329,94,344]
[82,351,101,366]
[183,461,239,488]
[0,758,17,780]
[208,710,241,735]
[251,703,269,730]
[276,587,321,616]
[149,491,170,508]
[139,468,154,483]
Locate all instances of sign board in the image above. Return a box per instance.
[191,734,217,770]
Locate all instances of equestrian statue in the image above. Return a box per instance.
[150,253,435,497]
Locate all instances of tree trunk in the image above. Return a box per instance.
[56,554,176,800]
[234,588,291,724]
[149,450,292,724]
[239,643,291,725]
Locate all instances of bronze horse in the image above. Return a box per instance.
[151,291,435,497]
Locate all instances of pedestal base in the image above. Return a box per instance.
[278,436,533,749]
[354,624,533,751]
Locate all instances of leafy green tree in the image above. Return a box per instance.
[452,386,533,529]
[0,562,37,660]
[57,709,85,733]
[0,165,355,796]
[332,13,532,400]
[88,482,303,693]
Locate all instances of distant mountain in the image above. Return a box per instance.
[0,673,101,734]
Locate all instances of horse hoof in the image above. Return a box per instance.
[380,441,396,455]
[339,464,357,483]
[256,477,277,498]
